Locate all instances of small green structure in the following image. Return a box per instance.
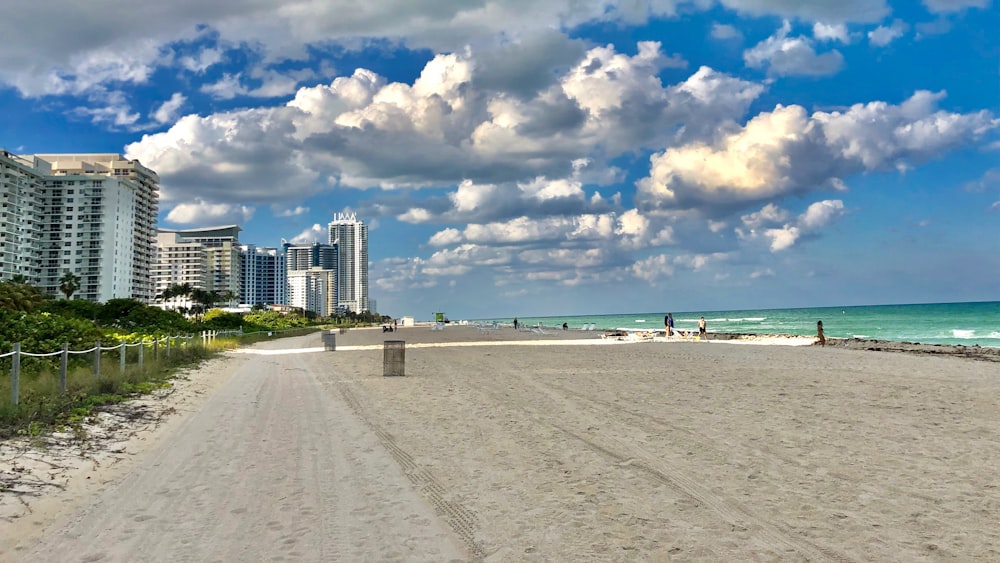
[434,312,446,323]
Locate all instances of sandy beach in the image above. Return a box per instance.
[3,326,1000,561]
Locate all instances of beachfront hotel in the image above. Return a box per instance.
[285,242,338,316]
[0,150,159,302]
[153,225,243,309]
[240,244,286,308]
[327,212,369,313]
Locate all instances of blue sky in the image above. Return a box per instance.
[1,0,998,319]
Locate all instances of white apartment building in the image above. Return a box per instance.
[153,226,242,309]
[284,242,337,316]
[240,244,286,307]
[153,230,207,310]
[1,150,153,302]
[327,212,368,313]
[287,268,336,317]
[36,154,159,302]
[0,151,46,283]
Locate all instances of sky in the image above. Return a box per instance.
[1,0,998,319]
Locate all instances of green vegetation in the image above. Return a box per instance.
[0,279,391,438]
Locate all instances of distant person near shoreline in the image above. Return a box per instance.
[699,317,707,339]
[816,320,825,346]
[667,313,674,337]
[513,317,519,330]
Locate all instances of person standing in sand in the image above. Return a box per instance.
[817,320,826,346]
[513,317,519,330]
[698,317,707,339]
[667,313,675,337]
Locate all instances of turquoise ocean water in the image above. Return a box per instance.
[473,301,1000,348]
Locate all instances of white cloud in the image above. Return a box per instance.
[630,254,674,283]
[165,200,255,225]
[868,19,908,47]
[636,91,997,212]
[289,223,326,244]
[720,0,889,23]
[737,200,846,251]
[129,45,763,212]
[744,21,844,76]
[922,0,990,13]
[201,73,249,100]
[152,93,187,125]
[710,23,743,41]
[275,205,309,217]
[813,22,850,43]
[177,47,224,73]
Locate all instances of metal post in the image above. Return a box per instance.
[94,340,101,377]
[60,342,69,394]
[119,339,126,374]
[11,343,20,406]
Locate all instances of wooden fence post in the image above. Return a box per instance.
[11,343,20,406]
[138,341,144,369]
[120,339,126,374]
[60,342,69,394]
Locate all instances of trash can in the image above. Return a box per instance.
[383,340,405,376]
[322,330,336,351]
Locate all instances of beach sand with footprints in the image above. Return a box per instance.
[3,326,1000,561]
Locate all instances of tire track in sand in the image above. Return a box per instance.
[335,381,486,561]
[482,368,854,563]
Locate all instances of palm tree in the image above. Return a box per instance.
[59,271,81,299]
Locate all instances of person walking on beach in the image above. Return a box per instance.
[667,313,674,337]
[816,320,826,347]
[698,316,707,339]
[513,317,519,330]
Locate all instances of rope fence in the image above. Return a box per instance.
[3,327,323,407]
[2,331,240,406]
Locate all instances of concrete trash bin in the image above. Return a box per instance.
[383,340,405,376]
[322,330,336,351]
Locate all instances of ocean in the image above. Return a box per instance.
[473,301,1000,348]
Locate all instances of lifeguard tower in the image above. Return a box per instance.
[432,312,446,330]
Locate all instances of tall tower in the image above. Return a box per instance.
[327,212,368,313]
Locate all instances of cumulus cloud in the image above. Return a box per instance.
[152,93,187,124]
[127,44,762,211]
[636,90,998,212]
[868,19,909,47]
[744,21,844,76]
[736,200,846,251]
[813,22,851,43]
[289,223,326,244]
[165,200,255,225]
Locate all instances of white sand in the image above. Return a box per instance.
[4,326,1000,561]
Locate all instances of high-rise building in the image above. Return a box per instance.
[153,226,242,309]
[0,151,46,283]
[240,244,286,307]
[327,212,368,313]
[35,154,159,302]
[284,242,337,315]
[1,150,156,302]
